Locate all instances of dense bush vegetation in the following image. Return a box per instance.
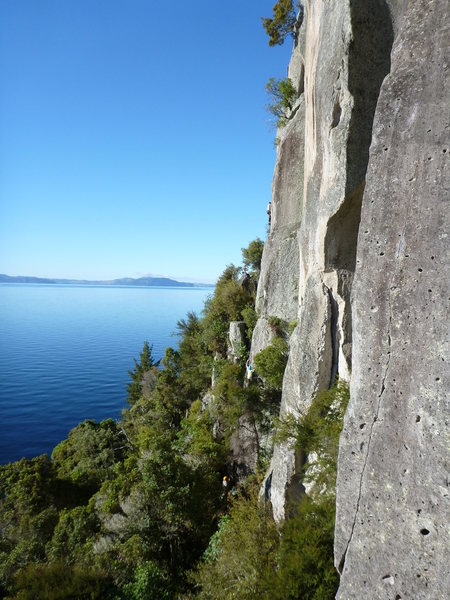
[0,237,348,599]
[192,382,349,600]
[254,336,289,391]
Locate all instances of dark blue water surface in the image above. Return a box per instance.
[0,284,213,464]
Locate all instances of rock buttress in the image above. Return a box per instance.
[264,0,393,522]
[335,1,450,598]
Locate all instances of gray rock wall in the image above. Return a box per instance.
[250,0,448,593]
[260,0,394,522]
[249,18,306,367]
[227,321,246,363]
[335,2,450,598]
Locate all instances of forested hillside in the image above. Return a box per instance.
[0,239,347,599]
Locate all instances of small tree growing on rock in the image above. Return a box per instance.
[262,0,297,46]
[266,77,297,128]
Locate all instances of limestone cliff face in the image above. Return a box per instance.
[250,0,449,596]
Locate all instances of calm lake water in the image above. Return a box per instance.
[0,284,213,464]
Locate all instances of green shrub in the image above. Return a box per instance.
[254,337,289,390]
[126,341,160,406]
[272,382,350,599]
[265,77,297,127]
[213,362,247,431]
[176,312,212,402]
[177,399,227,469]
[241,239,264,273]
[241,305,258,343]
[200,515,230,563]
[267,315,287,336]
[202,265,253,355]
[275,495,339,599]
[288,319,298,335]
[10,562,111,599]
[193,485,279,599]
[121,561,173,600]
[52,419,128,489]
[276,380,350,496]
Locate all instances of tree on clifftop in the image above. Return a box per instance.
[262,0,296,46]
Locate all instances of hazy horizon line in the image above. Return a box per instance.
[0,272,217,286]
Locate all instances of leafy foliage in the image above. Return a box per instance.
[265,77,297,127]
[0,455,89,593]
[254,336,289,390]
[288,318,298,335]
[241,305,258,343]
[274,382,350,598]
[127,341,159,406]
[202,265,254,355]
[241,238,264,273]
[276,380,350,496]
[194,382,349,600]
[121,561,173,600]
[275,495,339,599]
[267,315,287,336]
[46,506,99,565]
[193,484,279,599]
[262,0,296,46]
[52,419,128,489]
[10,562,111,600]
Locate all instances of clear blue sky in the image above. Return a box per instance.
[0,1,292,284]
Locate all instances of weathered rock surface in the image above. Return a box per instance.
[335,2,450,598]
[249,1,448,592]
[227,320,246,362]
[250,28,306,369]
[229,415,263,481]
[260,0,393,521]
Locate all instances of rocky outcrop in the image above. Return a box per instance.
[229,415,263,481]
[335,2,450,598]
[259,0,393,522]
[250,0,448,595]
[249,27,306,366]
[227,321,247,362]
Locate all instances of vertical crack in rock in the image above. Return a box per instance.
[327,287,339,388]
[336,1,449,593]
[335,0,394,572]
[339,286,394,574]
[339,193,411,575]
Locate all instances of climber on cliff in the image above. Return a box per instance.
[267,201,272,226]
[245,358,254,381]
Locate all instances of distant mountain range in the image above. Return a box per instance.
[0,274,213,288]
